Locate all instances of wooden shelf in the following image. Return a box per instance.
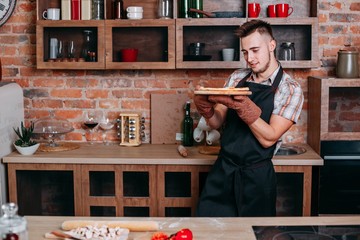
[36,20,106,69]
[36,0,319,70]
[308,77,360,153]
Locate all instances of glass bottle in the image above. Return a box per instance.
[81,30,96,62]
[113,0,124,19]
[178,0,190,18]
[190,0,203,18]
[278,42,295,61]
[182,101,193,146]
[157,0,173,19]
[0,203,28,240]
[92,0,104,20]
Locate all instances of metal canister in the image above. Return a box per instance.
[336,49,359,78]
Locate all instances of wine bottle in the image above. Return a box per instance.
[183,101,193,146]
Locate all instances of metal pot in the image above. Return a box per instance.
[336,49,359,78]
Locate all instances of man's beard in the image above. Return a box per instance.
[252,52,271,74]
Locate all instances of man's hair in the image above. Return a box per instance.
[235,20,274,40]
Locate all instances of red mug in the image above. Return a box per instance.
[121,48,138,62]
[267,5,276,18]
[276,3,293,18]
[248,3,261,18]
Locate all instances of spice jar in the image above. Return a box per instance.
[0,203,28,240]
[278,42,295,61]
[336,49,359,78]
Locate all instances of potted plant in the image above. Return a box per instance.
[13,121,40,155]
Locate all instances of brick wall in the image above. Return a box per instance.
[0,0,358,144]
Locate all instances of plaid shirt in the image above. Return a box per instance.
[224,66,304,123]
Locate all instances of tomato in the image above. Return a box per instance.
[151,232,169,240]
[173,228,193,240]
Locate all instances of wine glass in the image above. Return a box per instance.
[83,110,100,144]
[68,40,75,59]
[99,113,115,145]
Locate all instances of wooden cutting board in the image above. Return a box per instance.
[151,93,190,144]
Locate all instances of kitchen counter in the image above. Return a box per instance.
[28,215,360,240]
[2,143,322,217]
[2,143,323,166]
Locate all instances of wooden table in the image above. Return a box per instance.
[3,143,323,216]
[28,215,360,240]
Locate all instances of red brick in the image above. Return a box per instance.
[65,132,83,141]
[112,89,143,98]
[55,110,83,120]
[86,89,109,99]
[134,78,167,88]
[64,100,95,109]
[121,100,149,110]
[99,100,120,109]
[33,78,65,87]
[32,99,63,108]
[350,2,360,11]
[51,89,82,98]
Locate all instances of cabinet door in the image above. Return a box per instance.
[7,163,82,216]
[36,20,106,69]
[157,165,211,217]
[105,19,176,69]
[81,164,157,217]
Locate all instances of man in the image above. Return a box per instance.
[194,20,304,217]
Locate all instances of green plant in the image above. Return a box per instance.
[13,121,37,147]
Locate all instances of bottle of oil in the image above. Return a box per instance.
[182,101,193,146]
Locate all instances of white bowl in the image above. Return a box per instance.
[14,143,40,155]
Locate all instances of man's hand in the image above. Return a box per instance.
[193,94,215,119]
[208,95,261,125]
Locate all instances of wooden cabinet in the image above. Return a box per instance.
[308,77,360,153]
[104,19,175,69]
[36,0,319,70]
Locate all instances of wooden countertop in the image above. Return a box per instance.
[28,215,360,240]
[2,143,323,166]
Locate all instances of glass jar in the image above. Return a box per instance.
[278,42,295,61]
[92,0,104,20]
[157,0,173,19]
[81,30,96,62]
[0,203,28,240]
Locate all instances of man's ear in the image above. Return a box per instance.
[269,39,277,52]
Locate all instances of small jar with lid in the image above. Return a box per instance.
[0,203,28,240]
[278,42,295,61]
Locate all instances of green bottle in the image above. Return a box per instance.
[183,101,193,146]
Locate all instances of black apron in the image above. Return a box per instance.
[196,67,283,217]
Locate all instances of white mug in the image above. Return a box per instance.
[126,6,143,13]
[127,12,143,19]
[193,127,205,143]
[197,116,211,131]
[43,8,61,20]
[222,48,235,61]
[206,129,221,145]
